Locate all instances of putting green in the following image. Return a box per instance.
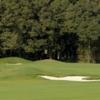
[0,57,100,100]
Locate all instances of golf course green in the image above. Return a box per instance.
[0,57,100,100]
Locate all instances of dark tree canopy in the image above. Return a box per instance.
[0,0,100,63]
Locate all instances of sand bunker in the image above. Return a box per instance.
[40,76,100,82]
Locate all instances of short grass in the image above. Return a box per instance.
[0,57,100,100]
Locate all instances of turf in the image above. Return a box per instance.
[0,80,100,100]
[0,57,100,100]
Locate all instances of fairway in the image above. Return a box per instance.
[0,57,100,100]
[0,79,100,100]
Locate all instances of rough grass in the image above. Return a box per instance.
[0,57,100,100]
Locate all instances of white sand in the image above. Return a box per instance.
[40,76,100,82]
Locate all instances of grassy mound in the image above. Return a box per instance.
[0,57,100,80]
[0,57,31,64]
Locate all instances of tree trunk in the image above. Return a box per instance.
[87,39,91,63]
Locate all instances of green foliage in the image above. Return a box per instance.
[0,32,20,50]
[0,0,100,62]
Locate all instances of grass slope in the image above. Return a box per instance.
[0,57,31,64]
[0,57,100,80]
[0,57,100,100]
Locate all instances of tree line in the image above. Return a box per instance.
[0,0,100,63]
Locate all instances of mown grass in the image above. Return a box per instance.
[0,57,31,64]
[0,79,100,100]
[0,57,100,80]
[0,57,100,100]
